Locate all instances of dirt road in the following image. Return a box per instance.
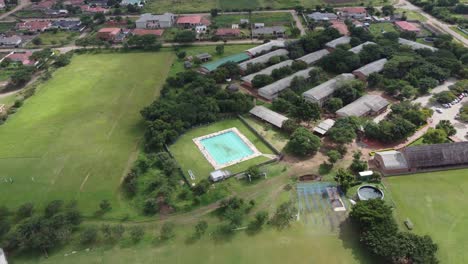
[0,0,31,21]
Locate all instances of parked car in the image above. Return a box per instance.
[435,108,443,113]
[442,104,450,108]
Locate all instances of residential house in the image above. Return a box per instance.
[0,0,6,9]
[373,150,410,175]
[395,21,420,33]
[31,0,54,10]
[325,36,351,51]
[340,7,367,19]
[51,20,84,31]
[252,26,286,38]
[296,49,329,65]
[331,20,349,36]
[43,9,69,17]
[4,51,38,66]
[195,53,212,62]
[254,23,265,29]
[135,13,176,29]
[131,29,164,37]
[398,38,438,51]
[336,94,389,117]
[307,12,337,21]
[215,28,241,38]
[97,27,122,41]
[258,68,312,100]
[232,24,239,29]
[240,19,249,24]
[302,73,355,106]
[352,58,387,80]
[245,40,285,57]
[121,0,144,6]
[80,5,109,13]
[0,35,22,47]
[88,0,107,6]
[176,15,210,29]
[249,105,288,128]
[16,21,51,32]
[195,25,207,33]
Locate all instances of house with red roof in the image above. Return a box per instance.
[16,21,52,32]
[215,28,241,38]
[4,51,38,66]
[97,27,122,41]
[340,7,367,19]
[132,29,164,37]
[176,15,210,29]
[395,21,420,33]
[331,20,349,36]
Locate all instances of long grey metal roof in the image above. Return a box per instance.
[239,49,289,71]
[307,12,338,21]
[296,49,329,65]
[136,13,175,23]
[241,60,294,83]
[246,40,286,56]
[353,58,387,77]
[398,38,438,51]
[249,105,288,128]
[375,150,409,170]
[325,36,351,49]
[302,73,355,102]
[348,41,376,54]
[258,68,312,100]
[403,142,468,169]
[336,94,389,117]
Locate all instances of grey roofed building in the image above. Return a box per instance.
[374,150,409,173]
[313,118,335,135]
[249,105,288,128]
[352,58,387,80]
[258,68,312,100]
[307,12,338,21]
[210,170,231,182]
[296,49,329,65]
[195,53,212,62]
[398,38,438,52]
[51,20,84,31]
[302,73,355,106]
[336,94,389,117]
[0,35,22,46]
[402,142,468,170]
[246,40,286,56]
[348,41,376,54]
[135,13,176,29]
[252,26,286,38]
[0,248,7,264]
[241,59,294,86]
[325,36,351,50]
[239,49,289,71]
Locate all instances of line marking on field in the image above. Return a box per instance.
[80,172,91,191]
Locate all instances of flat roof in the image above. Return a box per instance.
[201,52,250,72]
[313,118,335,135]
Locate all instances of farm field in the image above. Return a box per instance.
[169,118,275,183]
[386,169,468,264]
[0,52,174,218]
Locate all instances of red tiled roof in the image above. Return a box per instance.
[132,29,164,36]
[80,5,108,12]
[176,15,202,24]
[215,28,241,36]
[395,21,420,32]
[331,20,349,36]
[6,52,36,66]
[98,27,121,34]
[16,21,51,31]
[342,7,366,13]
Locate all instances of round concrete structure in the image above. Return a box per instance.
[357,185,384,201]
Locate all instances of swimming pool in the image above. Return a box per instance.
[193,128,262,169]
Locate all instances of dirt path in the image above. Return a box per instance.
[0,0,31,21]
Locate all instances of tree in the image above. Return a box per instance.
[423,128,448,144]
[80,227,98,245]
[16,203,34,220]
[251,74,274,88]
[54,54,71,67]
[10,67,33,87]
[44,200,63,218]
[80,15,93,26]
[194,220,208,238]
[269,201,297,230]
[247,211,268,233]
[193,179,211,196]
[327,150,342,164]
[210,8,218,17]
[174,31,197,43]
[434,91,456,104]
[350,151,368,172]
[286,127,321,156]
[111,224,125,240]
[324,97,343,113]
[334,169,354,193]
[32,37,42,45]
[382,5,395,16]
[436,120,456,136]
[215,45,224,55]
[159,222,175,240]
[320,49,360,73]
[93,12,106,24]
[99,200,112,212]
[281,119,299,134]
[246,166,262,181]
[176,51,186,59]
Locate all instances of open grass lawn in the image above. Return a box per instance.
[169,119,276,182]
[213,13,293,27]
[243,116,289,151]
[386,169,468,263]
[396,9,428,22]
[27,31,79,47]
[369,23,397,36]
[0,51,174,218]
[0,22,15,33]
[14,9,44,18]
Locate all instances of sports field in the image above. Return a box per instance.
[0,52,174,217]
[386,169,468,264]
[169,119,275,182]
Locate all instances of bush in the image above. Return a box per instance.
[80,227,98,245]
[285,127,321,156]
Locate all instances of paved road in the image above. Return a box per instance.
[0,0,31,21]
[397,0,468,46]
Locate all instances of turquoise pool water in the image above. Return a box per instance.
[200,131,255,166]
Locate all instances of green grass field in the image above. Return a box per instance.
[369,23,397,36]
[213,13,293,27]
[396,9,428,22]
[27,31,79,47]
[0,22,15,33]
[169,119,275,182]
[386,169,468,264]
[0,52,174,218]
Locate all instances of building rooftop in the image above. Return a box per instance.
[246,40,286,56]
[398,38,438,51]
[258,68,312,100]
[375,150,409,170]
[341,7,366,13]
[336,94,389,117]
[239,49,289,71]
[403,142,468,169]
[252,26,286,35]
[201,52,250,72]
[302,73,355,102]
[353,58,387,77]
[98,27,121,34]
[132,29,164,36]
[136,13,175,23]
[325,36,351,49]
[241,60,294,84]
[348,41,376,54]
[395,21,420,32]
[215,28,241,36]
[296,49,329,65]
[307,12,337,21]
[331,20,349,36]
[249,105,289,128]
[313,118,335,135]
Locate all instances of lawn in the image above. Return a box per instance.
[386,169,468,263]
[0,22,15,33]
[169,118,276,183]
[369,23,397,36]
[27,31,79,47]
[243,116,289,151]
[213,13,294,27]
[396,9,428,22]
[0,51,174,218]
[451,26,468,39]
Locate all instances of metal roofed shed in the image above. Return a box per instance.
[313,118,335,135]
[246,40,286,56]
[258,68,312,100]
[352,58,387,80]
[238,49,289,71]
[336,94,389,117]
[402,142,468,171]
[374,150,409,175]
[249,105,289,128]
[210,170,231,182]
[200,52,250,73]
[398,38,438,52]
[348,41,376,54]
[325,36,351,50]
[307,12,338,21]
[241,60,294,87]
[195,53,212,62]
[302,73,355,106]
[296,49,330,65]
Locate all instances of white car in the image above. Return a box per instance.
[435,108,443,114]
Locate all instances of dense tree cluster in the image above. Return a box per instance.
[350,199,438,263]
[328,116,363,145]
[410,0,467,24]
[286,27,341,59]
[285,127,321,156]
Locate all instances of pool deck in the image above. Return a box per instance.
[192,127,262,170]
